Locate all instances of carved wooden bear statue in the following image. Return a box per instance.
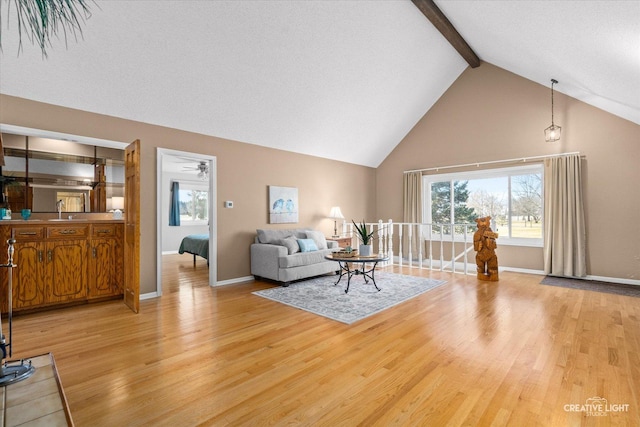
[473,216,499,281]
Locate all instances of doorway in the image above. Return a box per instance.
[156,148,217,295]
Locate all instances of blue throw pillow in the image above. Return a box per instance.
[297,238,318,252]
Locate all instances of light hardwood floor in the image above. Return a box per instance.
[10,254,640,426]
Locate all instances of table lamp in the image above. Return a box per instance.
[112,196,124,220]
[328,206,344,238]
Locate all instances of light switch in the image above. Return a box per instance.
[224,201,233,208]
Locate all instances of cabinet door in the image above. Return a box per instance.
[13,242,46,309]
[89,238,119,298]
[46,240,88,303]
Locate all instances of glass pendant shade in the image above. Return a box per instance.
[545,78,561,143]
[545,123,561,143]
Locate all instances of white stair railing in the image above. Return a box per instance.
[358,220,476,275]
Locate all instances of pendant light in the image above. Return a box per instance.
[544,79,561,143]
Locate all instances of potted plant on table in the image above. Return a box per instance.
[352,220,376,256]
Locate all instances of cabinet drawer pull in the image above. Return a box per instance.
[47,250,52,262]
[93,248,97,258]
[18,231,38,236]
[60,229,77,235]
[38,250,43,263]
[96,229,112,234]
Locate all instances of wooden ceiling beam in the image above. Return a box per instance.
[412,0,481,68]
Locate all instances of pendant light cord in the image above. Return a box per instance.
[550,78,558,125]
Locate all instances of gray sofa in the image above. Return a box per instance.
[251,228,340,285]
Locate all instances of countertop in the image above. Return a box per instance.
[0,219,125,224]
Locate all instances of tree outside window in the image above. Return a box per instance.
[423,164,543,245]
[179,187,208,223]
[511,174,542,235]
[430,181,477,234]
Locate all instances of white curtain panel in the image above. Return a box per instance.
[543,154,586,277]
[403,171,423,259]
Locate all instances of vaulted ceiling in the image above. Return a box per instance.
[1,1,638,168]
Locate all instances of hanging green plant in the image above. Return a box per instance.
[0,0,95,56]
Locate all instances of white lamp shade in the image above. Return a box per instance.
[328,206,344,219]
[112,196,125,210]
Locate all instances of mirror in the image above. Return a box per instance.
[0,132,125,213]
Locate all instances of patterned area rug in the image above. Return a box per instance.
[540,276,640,298]
[253,272,447,324]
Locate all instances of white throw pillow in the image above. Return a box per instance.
[305,230,327,250]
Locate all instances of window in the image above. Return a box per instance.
[178,182,209,224]
[56,191,89,212]
[423,164,543,246]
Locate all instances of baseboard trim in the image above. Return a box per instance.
[140,292,159,300]
[583,275,640,286]
[138,276,254,300]
[215,276,255,287]
[500,267,545,275]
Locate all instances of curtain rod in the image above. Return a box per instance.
[404,151,582,174]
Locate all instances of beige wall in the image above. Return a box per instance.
[0,95,376,293]
[376,63,640,281]
[3,61,638,287]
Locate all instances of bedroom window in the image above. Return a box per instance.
[422,164,543,246]
[178,182,209,224]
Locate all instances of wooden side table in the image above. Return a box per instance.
[327,236,352,248]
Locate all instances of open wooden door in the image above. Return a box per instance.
[124,139,140,313]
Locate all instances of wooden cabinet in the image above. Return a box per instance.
[12,240,46,309]
[328,236,353,248]
[0,221,124,313]
[88,224,123,299]
[46,239,88,304]
[10,226,47,309]
[44,224,89,304]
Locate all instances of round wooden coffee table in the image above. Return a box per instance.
[325,253,390,294]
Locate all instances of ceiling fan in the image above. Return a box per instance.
[182,161,209,180]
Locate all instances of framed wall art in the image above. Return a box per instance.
[269,185,298,224]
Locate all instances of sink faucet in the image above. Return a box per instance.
[56,200,64,219]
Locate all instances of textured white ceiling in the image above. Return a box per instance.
[0,1,638,168]
[437,0,640,127]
